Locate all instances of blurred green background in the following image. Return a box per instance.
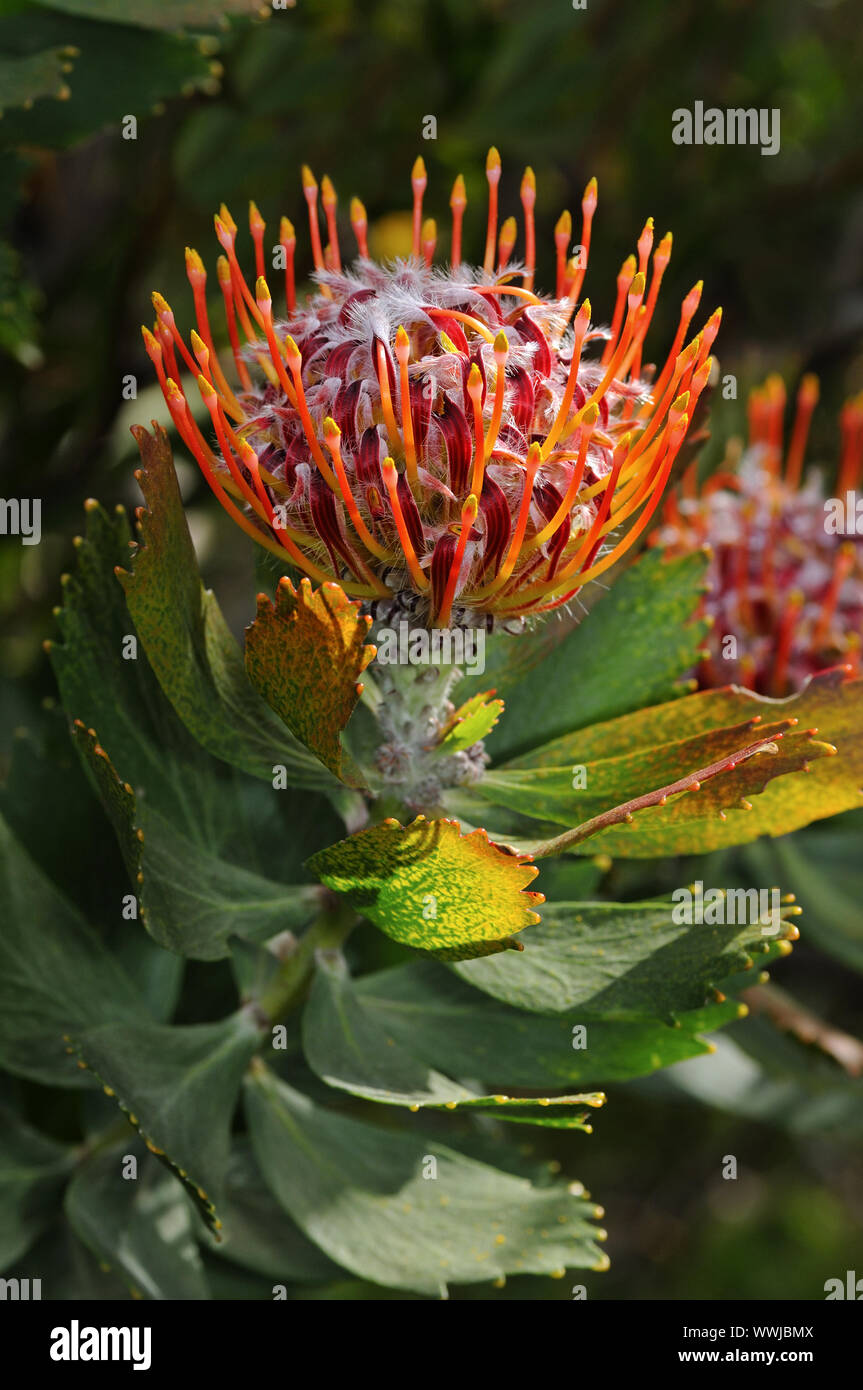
[1,0,862,1300]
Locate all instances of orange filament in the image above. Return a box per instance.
[785,374,819,489]
[467,363,486,496]
[320,175,341,272]
[382,457,428,590]
[601,255,636,367]
[646,279,702,409]
[249,201,266,280]
[479,444,542,598]
[411,156,427,259]
[554,209,571,299]
[216,255,252,392]
[254,277,299,405]
[279,217,296,312]
[568,177,597,305]
[542,299,591,458]
[838,396,863,495]
[395,325,419,491]
[283,335,340,492]
[350,198,369,258]
[301,165,325,272]
[322,418,391,562]
[520,167,536,290]
[772,589,804,696]
[530,409,597,549]
[436,493,478,626]
[421,217,437,267]
[184,249,244,418]
[588,272,645,405]
[450,174,466,268]
[376,339,403,454]
[813,543,856,651]
[484,331,509,460]
[483,147,501,274]
[497,216,517,271]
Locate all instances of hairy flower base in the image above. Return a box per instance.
[145,151,717,627]
[654,375,863,695]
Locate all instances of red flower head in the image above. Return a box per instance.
[654,374,863,695]
[144,150,716,630]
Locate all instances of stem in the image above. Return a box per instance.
[256,901,358,1025]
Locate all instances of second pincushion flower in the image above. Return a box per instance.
[143,150,717,630]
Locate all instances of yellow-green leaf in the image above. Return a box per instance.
[245,576,376,786]
[308,816,543,958]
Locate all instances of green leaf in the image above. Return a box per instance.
[0,13,216,149]
[48,497,230,831]
[478,668,861,858]
[0,813,149,1087]
[451,897,799,1017]
[31,0,260,28]
[245,1064,606,1296]
[308,816,543,959]
[119,425,332,791]
[668,1020,863,1138]
[72,721,322,960]
[482,549,709,762]
[354,962,743,1087]
[302,955,603,1127]
[432,691,504,756]
[202,1141,342,1284]
[0,1105,75,1268]
[48,494,342,958]
[64,1142,209,1300]
[0,48,72,110]
[742,824,863,975]
[66,1011,260,1235]
[245,575,375,786]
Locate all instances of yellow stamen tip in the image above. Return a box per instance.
[521,165,536,192]
[421,216,436,241]
[467,363,483,392]
[280,216,295,243]
[350,197,366,223]
[284,335,301,362]
[249,200,264,230]
[218,203,237,233]
[320,174,336,207]
[450,174,467,208]
[323,416,340,438]
[582,401,600,425]
[197,374,216,398]
[494,329,509,354]
[412,155,427,183]
[630,271,646,296]
[486,146,501,172]
[555,209,572,237]
[301,164,317,192]
[463,493,479,519]
[216,255,231,285]
[255,275,271,305]
[151,291,170,314]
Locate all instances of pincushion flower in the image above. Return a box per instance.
[653,374,863,695]
[143,150,717,630]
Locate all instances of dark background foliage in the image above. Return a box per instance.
[1,0,861,1299]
